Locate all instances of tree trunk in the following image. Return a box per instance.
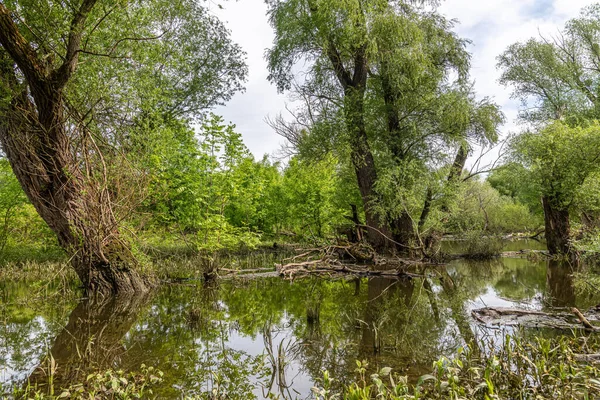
[345,88,391,251]
[0,5,150,296]
[0,92,150,295]
[380,64,419,253]
[542,195,571,255]
[391,211,417,257]
[319,33,393,251]
[447,143,469,183]
[418,187,433,232]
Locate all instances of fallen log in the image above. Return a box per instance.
[220,267,275,275]
[273,242,441,280]
[447,250,549,260]
[574,354,600,363]
[472,306,600,331]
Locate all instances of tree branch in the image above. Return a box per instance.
[0,4,45,85]
[50,0,98,88]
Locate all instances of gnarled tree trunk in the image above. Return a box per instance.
[542,195,571,255]
[347,102,391,251]
[0,3,150,295]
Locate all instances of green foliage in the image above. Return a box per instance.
[444,178,540,234]
[498,4,600,124]
[462,232,504,259]
[511,121,600,210]
[132,112,361,249]
[139,114,265,251]
[275,155,349,240]
[13,365,164,399]
[1,0,247,120]
[314,335,600,399]
[0,160,59,262]
[487,162,542,215]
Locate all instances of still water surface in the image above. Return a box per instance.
[0,240,594,398]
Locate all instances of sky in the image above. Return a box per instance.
[213,0,596,161]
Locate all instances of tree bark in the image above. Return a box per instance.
[391,211,417,256]
[330,43,391,250]
[0,3,150,295]
[346,96,390,250]
[447,143,469,183]
[380,65,417,254]
[542,195,571,255]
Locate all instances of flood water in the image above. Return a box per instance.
[0,240,597,398]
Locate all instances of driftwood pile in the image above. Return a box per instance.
[274,243,427,280]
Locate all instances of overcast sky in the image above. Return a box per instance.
[213,0,595,160]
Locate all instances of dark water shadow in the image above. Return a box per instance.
[27,292,151,391]
[546,260,577,308]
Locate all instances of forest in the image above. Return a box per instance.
[1,0,600,398]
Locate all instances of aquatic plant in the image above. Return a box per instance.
[8,365,163,400]
[313,334,600,399]
[463,232,504,260]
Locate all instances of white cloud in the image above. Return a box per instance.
[212,0,595,160]
[212,0,287,159]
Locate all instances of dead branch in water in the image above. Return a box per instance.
[275,243,435,280]
[472,306,600,331]
[572,307,598,331]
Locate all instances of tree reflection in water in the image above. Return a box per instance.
[546,260,577,308]
[27,293,150,393]
[3,249,598,398]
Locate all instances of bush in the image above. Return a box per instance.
[313,334,600,399]
[463,232,503,259]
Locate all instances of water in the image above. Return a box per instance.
[0,241,596,398]
[440,237,547,254]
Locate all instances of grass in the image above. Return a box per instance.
[8,333,600,399]
[5,364,164,400]
[314,333,600,399]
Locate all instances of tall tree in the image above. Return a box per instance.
[266,0,501,252]
[511,122,600,255]
[0,0,246,294]
[498,4,600,255]
[498,4,600,125]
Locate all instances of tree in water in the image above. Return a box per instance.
[498,4,600,254]
[511,122,600,255]
[266,0,502,253]
[0,0,246,294]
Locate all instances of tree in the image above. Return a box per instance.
[511,122,600,254]
[266,0,502,252]
[0,0,246,295]
[498,3,600,254]
[498,4,600,125]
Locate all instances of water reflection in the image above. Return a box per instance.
[546,260,577,308]
[1,252,598,398]
[28,293,151,392]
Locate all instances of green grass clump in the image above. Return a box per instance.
[463,232,504,260]
[6,365,163,400]
[314,334,600,399]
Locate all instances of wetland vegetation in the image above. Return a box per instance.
[1,0,600,398]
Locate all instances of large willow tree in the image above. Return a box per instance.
[498,4,600,255]
[0,0,246,294]
[266,0,502,252]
